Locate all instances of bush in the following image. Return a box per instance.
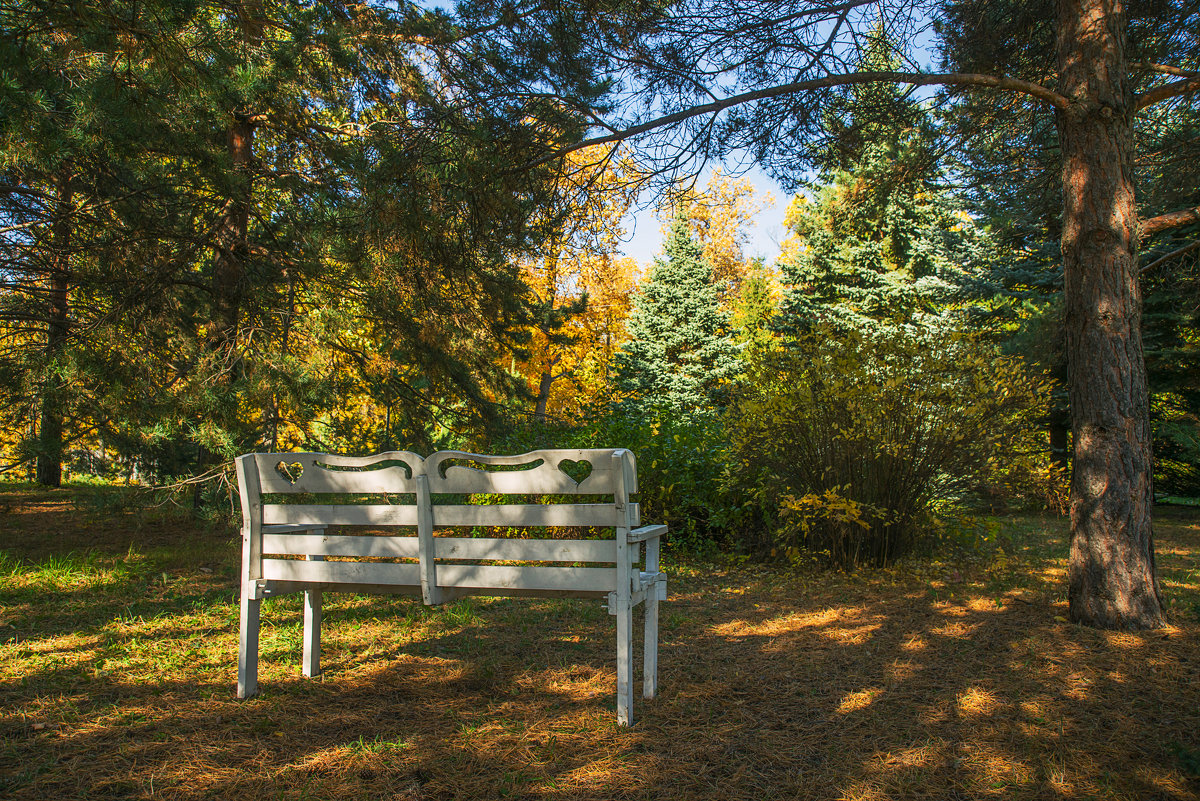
[726,326,1047,567]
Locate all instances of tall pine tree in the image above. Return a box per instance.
[617,215,739,417]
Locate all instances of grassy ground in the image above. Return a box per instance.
[1,483,1198,800]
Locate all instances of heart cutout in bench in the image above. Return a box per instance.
[558,458,592,485]
[275,460,304,485]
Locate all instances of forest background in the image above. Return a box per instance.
[2,1,1197,621]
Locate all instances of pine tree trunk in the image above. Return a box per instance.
[1055,0,1164,629]
[212,114,254,340]
[36,172,72,487]
[534,370,554,423]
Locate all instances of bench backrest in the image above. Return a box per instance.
[236,449,641,600]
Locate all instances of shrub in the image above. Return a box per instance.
[492,406,732,555]
[726,326,1047,567]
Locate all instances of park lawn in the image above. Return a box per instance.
[1,484,1198,801]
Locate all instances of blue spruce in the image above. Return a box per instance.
[617,215,740,417]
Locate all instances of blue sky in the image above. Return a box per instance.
[618,164,790,267]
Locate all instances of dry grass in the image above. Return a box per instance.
[1,483,1198,800]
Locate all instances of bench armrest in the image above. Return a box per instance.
[628,524,667,543]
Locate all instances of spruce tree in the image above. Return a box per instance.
[617,215,739,416]
[777,27,984,335]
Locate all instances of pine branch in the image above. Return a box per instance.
[1141,240,1200,274]
[526,70,1070,169]
[1137,76,1200,109]
[1129,62,1200,79]
[1140,205,1200,240]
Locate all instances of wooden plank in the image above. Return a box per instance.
[433,537,618,563]
[616,596,634,725]
[253,451,423,494]
[262,523,325,534]
[264,503,626,529]
[644,587,659,700]
[262,504,418,527]
[262,558,421,587]
[416,475,443,605]
[263,581,605,600]
[612,448,635,726]
[424,449,621,495]
[435,563,617,593]
[237,590,260,699]
[303,554,322,678]
[432,503,622,528]
[628,523,666,543]
[236,455,264,583]
[617,448,638,494]
[262,533,419,558]
[265,580,424,598]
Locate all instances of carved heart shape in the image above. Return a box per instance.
[275,460,304,485]
[558,458,592,485]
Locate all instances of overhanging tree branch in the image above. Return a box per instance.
[1129,62,1200,79]
[1137,76,1200,109]
[1141,240,1200,274]
[527,70,1069,168]
[1140,205,1200,240]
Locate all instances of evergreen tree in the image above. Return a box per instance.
[617,216,739,416]
[0,0,650,481]
[777,29,985,335]
[729,257,779,351]
[939,0,1200,493]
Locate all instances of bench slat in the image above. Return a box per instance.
[261,533,621,563]
[262,504,419,526]
[433,537,618,563]
[433,503,629,527]
[261,559,617,593]
[263,502,635,528]
[262,533,418,558]
[262,558,420,586]
[437,563,617,593]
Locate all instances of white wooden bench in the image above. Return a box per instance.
[234,448,667,725]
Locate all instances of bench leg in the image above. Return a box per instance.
[303,588,322,678]
[643,589,659,700]
[238,589,260,699]
[616,598,634,726]
[302,553,323,678]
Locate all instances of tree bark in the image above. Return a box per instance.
[212,113,254,340]
[1055,0,1164,629]
[533,369,554,423]
[36,171,72,487]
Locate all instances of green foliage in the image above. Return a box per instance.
[726,326,1047,567]
[0,0,653,487]
[494,406,731,554]
[616,215,740,418]
[729,257,779,350]
[778,28,989,338]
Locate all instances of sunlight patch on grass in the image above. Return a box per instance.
[929,620,981,638]
[1101,631,1147,649]
[959,743,1037,794]
[836,687,883,715]
[957,686,1002,719]
[866,740,942,769]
